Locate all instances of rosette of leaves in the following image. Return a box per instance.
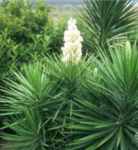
[68,44,138,149]
[0,63,66,150]
[44,56,91,124]
[0,56,93,149]
[81,0,137,52]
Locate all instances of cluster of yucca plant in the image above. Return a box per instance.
[0,21,138,150]
[0,0,138,150]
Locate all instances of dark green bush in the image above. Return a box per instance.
[0,0,49,43]
[46,18,66,54]
[0,0,48,79]
[0,0,65,80]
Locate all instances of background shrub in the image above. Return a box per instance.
[0,0,65,81]
[0,0,49,43]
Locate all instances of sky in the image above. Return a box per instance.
[47,0,138,4]
[47,0,81,4]
[0,0,137,5]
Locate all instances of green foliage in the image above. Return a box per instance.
[0,0,65,80]
[68,44,138,150]
[0,0,48,79]
[0,0,49,43]
[2,109,47,150]
[0,32,17,80]
[0,0,138,150]
[80,0,137,52]
[44,57,91,121]
[1,44,138,149]
[128,26,138,48]
[0,58,91,149]
[1,63,64,149]
[46,18,66,54]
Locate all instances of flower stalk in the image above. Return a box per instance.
[61,18,83,64]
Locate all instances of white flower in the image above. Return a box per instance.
[61,18,83,64]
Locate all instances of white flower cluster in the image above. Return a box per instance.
[61,18,83,64]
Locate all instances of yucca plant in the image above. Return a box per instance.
[44,56,91,123]
[41,17,91,126]
[0,63,67,150]
[0,56,92,149]
[81,0,137,52]
[2,109,47,150]
[68,43,138,150]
